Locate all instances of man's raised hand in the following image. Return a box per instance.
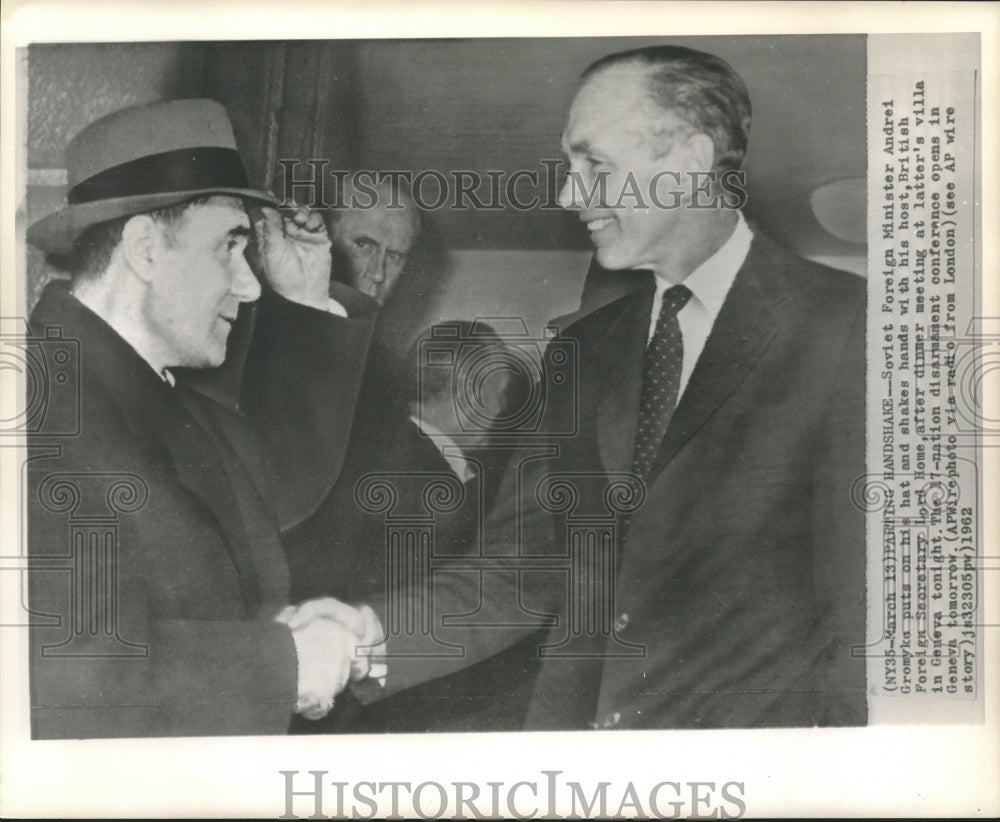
[253,203,332,311]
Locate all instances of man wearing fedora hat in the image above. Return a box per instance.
[25,98,382,738]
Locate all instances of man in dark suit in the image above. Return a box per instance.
[25,99,380,738]
[349,44,867,730]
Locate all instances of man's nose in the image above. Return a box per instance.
[232,254,262,302]
[364,253,387,284]
[557,171,580,211]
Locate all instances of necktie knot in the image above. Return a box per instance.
[658,283,692,324]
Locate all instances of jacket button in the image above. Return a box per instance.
[602,711,621,728]
[614,612,630,632]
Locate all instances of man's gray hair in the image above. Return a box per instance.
[583,45,752,172]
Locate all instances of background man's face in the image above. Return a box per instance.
[558,67,695,273]
[144,195,260,368]
[331,206,418,304]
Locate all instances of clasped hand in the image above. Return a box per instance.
[274,598,387,721]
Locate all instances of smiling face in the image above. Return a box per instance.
[331,204,419,304]
[558,66,702,275]
[142,196,260,368]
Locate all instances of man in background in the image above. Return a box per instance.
[329,175,421,305]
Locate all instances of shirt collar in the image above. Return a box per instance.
[327,296,348,318]
[655,211,752,319]
[408,414,476,483]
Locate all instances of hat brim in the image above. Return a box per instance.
[27,187,282,255]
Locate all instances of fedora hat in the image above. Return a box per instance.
[27,98,280,255]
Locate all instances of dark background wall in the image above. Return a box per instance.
[25,37,866,347]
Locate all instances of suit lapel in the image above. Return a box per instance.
[648,235,790,477]
[556,274,653,475]
[596,287,654,474]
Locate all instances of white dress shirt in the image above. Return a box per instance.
[647,212,753,400]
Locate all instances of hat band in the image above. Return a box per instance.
[67,147,251,205]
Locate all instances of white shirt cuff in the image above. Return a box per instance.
[327,297,349,318]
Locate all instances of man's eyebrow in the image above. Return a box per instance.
[229,225,252,238]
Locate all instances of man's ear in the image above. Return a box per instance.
[119,214,162,283]
[682,131,716,173]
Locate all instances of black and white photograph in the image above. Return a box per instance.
[1,1,996,818]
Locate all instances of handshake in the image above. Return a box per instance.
[274,597,387,721]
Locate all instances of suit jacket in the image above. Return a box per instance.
[27,282,298,738]
[375,231,868,731]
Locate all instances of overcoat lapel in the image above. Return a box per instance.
[119,372,265,609]
[34,285,264,607]
[169,385,267,607]
[311,281,382,484]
